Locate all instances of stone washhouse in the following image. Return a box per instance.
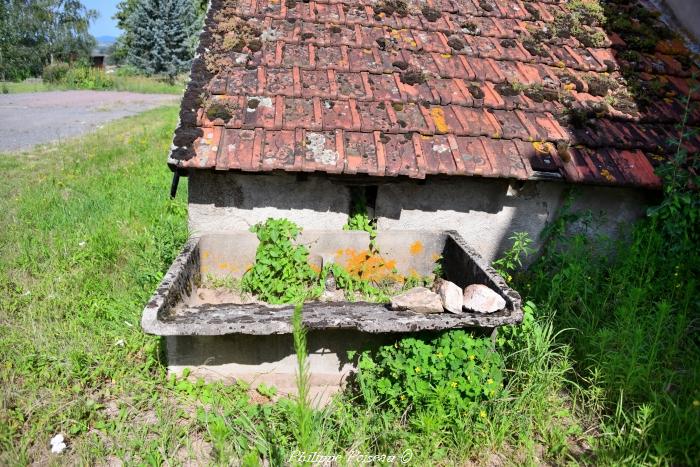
[143,0,700,398]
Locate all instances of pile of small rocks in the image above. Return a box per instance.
[390,280,506,314]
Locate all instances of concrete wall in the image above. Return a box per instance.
[188,171,654,263]
[189,171,350,233]
[166,331,398,405]
[664,0,700,42]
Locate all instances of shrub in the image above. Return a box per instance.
[63,66,115,90]
[355,330,505,415]
[114,65,142,77]
[42,62,71,84]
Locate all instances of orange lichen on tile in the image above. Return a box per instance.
[430,108,450,134]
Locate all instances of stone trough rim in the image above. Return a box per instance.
[141,231,523,336]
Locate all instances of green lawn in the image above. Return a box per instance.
[0,107,697,465]
[1,74,185,95]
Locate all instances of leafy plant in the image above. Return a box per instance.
[42,62,71,84]
[355,330,505,415]
[256,383,277,399]
[492,232,534,282]
[61,66,115,90]
[648,77,700,247]
[241,218,319,304]
[343,189,378,251]
[323,263,390,303]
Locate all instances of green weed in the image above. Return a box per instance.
[355,331,505,415]
[241,218,319,304]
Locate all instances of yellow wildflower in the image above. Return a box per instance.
[414,367,422,373]
[479,410,487,418]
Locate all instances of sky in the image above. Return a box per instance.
[84,0,121,38]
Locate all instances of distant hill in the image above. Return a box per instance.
[95,35,117,45]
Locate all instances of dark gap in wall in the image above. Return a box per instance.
[348,185,378,218]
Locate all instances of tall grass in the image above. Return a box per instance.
[291,304,315,456]
[0,74,185,95]
[0,106,191,464]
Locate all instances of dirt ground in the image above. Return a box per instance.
[0,91,179,152]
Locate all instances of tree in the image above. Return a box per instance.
[119,0,202,77]
[0,0,96,81]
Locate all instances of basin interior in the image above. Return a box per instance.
[147,230,522,335]
[197,230,448,283]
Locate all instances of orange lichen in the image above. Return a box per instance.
[430,108,449,133]
[339,248,400,283]
[600,168,616,182]
[409,240,424,255]
[532,141,552,154]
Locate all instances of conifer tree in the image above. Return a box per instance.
[126,0,199,80]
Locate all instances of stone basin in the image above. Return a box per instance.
[141,230,523,336]
[141,230,522,399]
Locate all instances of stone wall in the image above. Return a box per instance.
[188,171,656,262]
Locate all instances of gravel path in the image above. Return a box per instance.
[0,91,179,152]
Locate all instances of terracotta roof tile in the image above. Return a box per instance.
[170,0,699,189]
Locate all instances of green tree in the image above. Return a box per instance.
[125,0,199,80]
[114,0,204,69]
[0,0,96,81]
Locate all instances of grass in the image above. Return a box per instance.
[0,106,698,465]
[1,74,186,95]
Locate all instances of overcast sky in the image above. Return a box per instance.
[84,0,120,37]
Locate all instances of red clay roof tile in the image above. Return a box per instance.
[169,0,699,188]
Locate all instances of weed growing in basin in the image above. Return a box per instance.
[323,263,391,302]
[242,218,319,304]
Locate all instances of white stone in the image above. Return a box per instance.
[437,280,463,313]
[391,287,443,314]
[463,284,506,313]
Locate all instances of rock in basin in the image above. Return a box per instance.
[437,279,463,313]
[463,284,506,313]
[391,287,443,314]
